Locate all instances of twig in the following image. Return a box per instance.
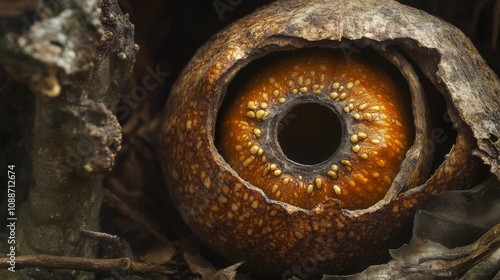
[0,254,175,276]
[79,227,133,258]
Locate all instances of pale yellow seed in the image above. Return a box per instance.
[250,145,259,155]
[283,178,290,184]
[344,106,351,113]
[242,156,255,167]
[327,170,337,178]
[360,153,369,160]
[257,148,264,156]
[292,88,298,94]
[260,102,268,109]
[273,89,280,97]
[363,113,373,120]
[346,82,354,89]
[262,166,270,176]
[339,92,348,100]
[331,164,339,171]
[330,92,339,99]
[350,134,359,143]
[372,172,380,178]
[332,82,340,89]
[359,103,368,110]
[270,164,277,171]
[353,113,362,120]
[357,131,368,139]
[299,86,308,93]
[253,128,262,137]
[307,184,314,194]
[341,160,352,167]
[377,160,386,167]
[352,145,361,153]
[274,169,282,176]
[314,178,322,188]
[371,139,381,144]
[370,106,381,111]
[271,184,279,193]
[247,101,258,110]
[333,185,342,195]
[256,110,266,119]
[235,145,242,151]
[247,111,256,118]
[339,86,345,92]
[278,97,286,103]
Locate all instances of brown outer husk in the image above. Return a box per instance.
[160,0,499,275]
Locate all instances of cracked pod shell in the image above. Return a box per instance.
[160,0,500,275]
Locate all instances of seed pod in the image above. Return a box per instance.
[160,0,500,276]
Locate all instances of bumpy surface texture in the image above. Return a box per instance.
[161,0,499,275]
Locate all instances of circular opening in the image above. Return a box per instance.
[277,103,342,165]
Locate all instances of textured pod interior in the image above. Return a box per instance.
[211,39,451,213]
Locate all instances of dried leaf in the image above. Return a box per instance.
[142,243,177,265]
[321,224,500,280]
[202,262,244,280]
[182,239,218,277]
[414,176,500,248]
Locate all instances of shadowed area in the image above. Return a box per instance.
[277,103,342,165]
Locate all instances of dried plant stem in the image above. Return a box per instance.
[0,254,175,276]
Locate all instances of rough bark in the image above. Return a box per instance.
[0,0,135,279]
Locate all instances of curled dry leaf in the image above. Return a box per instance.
[414,176,500,249]
[160,0,500,276]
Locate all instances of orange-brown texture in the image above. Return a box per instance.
[219,50,412,209]
[160,0,493,275]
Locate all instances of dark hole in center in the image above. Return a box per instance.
[277,103,342,165]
